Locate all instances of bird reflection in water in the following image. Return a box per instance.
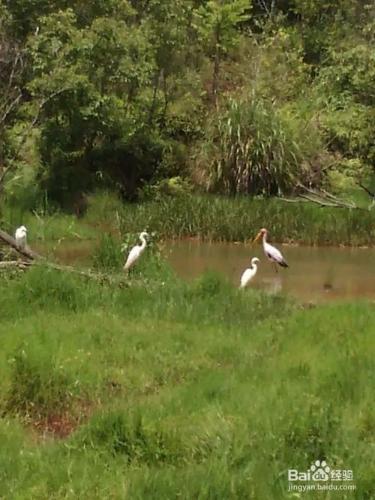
[262,276,282,295]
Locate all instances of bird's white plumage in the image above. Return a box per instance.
[124,231,148,271]
[124,245,143,270]
[254,228,288,268]
[15,225,27,249]
[263,240,285,264]
[240,257,260,288]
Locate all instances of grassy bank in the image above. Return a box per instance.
[3,192,375,247]
[117,195,375,246]
[0,263,373,498]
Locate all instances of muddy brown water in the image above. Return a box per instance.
[38,240,375,302]
[167,240,375,302]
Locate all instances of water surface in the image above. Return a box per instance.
[166,240,375,302]
[37,239,375,302]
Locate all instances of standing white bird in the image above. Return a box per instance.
[15,225,27,250]
[240,257,260,289]
[123,231,148,271]
[253,228,288,271]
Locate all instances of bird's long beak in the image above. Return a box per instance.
[252,231,262,244]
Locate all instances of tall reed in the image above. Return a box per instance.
[118,194,375,246]
[193,96,316,196]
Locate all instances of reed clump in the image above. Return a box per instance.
[117,194,375,246]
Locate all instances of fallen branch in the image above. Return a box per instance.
[0,260,32,269]
[358,182,375,199]
[0,229,41,260]
[297,184,358,209]
[0,257,116,284]
[45,261,112,283]
[281,184,371,211]
[299,193,346,208]
[0,227,127,286]
[0,87,71,190]
[280,197,310,204]
[280,191,370,210]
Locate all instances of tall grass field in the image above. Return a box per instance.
[116,195,375,246]
[0,259,373,498]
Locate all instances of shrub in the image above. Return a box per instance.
[194,96,308,196]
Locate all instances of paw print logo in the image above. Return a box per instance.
[310,460,330,481]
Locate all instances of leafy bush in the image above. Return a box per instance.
[315,32,375,170]
[140,176,193,201]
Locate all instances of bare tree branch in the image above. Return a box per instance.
[298,193,347,208]
[0,260,32,269]
[296,183,360,209]
[0,87,70,189]
[255,0,271,17]
[358,182,375,199]
[0,227,124,285]
[280,182,375,211]
[0,90,22,126]
[280,197,310,204]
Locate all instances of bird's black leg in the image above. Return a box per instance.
[273,262,278,274]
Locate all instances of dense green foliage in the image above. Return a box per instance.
[0,264,373,498]
[1,0,374,207]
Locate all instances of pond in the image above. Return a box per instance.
[37,239,375,303]
[166,240,375,303]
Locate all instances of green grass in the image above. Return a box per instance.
[1,205,99,243]
[0,264,373,498]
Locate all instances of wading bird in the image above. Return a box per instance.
[15,225,27,250]
[253,228,288,271]
[240,257,260,289]
[123,231,148,271]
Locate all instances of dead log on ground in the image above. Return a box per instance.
[0,227,127,286]
[280,183,373,211]
[0,260,32,269]
[0,229,41,260]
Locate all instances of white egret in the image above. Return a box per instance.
[240,257,260,289]
[253,228,288,271]
[123,231,148,271]
[15,225,27,250]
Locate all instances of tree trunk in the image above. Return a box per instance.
[212,27,221,109]
[148,70,161,125]
[212,50,220,108]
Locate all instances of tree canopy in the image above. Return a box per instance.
[0,0,374,207]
